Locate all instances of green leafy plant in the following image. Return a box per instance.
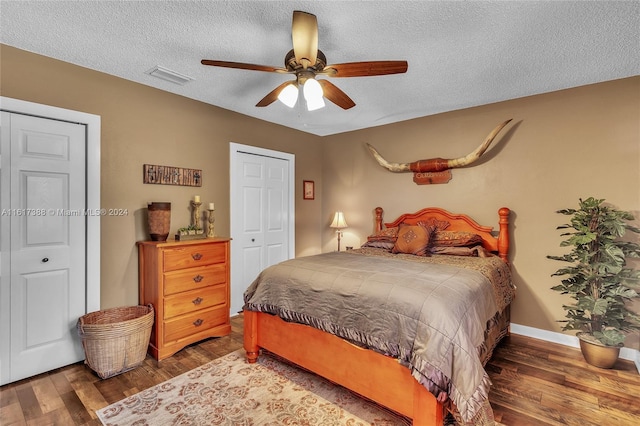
[548,197,640,347]
[177,224,203,235]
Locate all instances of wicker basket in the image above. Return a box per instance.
[77,305,154,379]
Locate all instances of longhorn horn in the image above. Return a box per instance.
[446,119,512,168]
[365,144,411,172]
[366,119,512,173]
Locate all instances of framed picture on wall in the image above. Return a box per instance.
[303,180,315,200]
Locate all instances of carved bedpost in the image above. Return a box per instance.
[498,207,510,263]
[244,310,259,363]
[374,207,384,232]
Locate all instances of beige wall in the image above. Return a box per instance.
[321,76,640,349]
[2,45,639,350]
[1,45,324,309]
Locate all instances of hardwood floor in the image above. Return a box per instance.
[1,315,638,425]
[488,334,639,425]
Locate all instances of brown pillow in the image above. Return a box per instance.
[392,225,432,256]
[432,231,483,247]
[361,240,395,251]
[430,245,490,257]
[367,226,398,242]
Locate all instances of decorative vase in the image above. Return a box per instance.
[147,202,171,241]
[577,332,621,369]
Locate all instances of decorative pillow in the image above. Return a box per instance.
[367,226,399,242]
[392,225,432,256]
[361,240,395,251]
[416,218,450,232]
[432,231,483,247]
[430,245,490,257]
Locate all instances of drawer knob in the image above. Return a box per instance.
[193,275,204,283]
[192,297,203,305]
[192,253,203,260]
[193,319,203,327]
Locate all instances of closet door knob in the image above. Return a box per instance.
[42,258,49,263]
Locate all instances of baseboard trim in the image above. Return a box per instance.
[511,323,640,374]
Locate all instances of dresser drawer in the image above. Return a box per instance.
[164,306,228,343]
[164,285,227,319]
[163,264,227,296]
[163,243,226,272]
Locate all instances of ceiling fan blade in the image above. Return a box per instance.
[201,59,289,73]
[256,80,297,107]
[318,80,355,110]
[292,11,318,68]
[321,61,408,77]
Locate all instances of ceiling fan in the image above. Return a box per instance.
[201,11,408,111]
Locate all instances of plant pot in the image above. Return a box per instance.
[577,332,621,369]
[147,202,171,241]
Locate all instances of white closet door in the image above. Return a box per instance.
[230,144,294,315]
[1,112,87,384]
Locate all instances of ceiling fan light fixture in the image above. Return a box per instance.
[306,96,325,111]
[277,83,299,108]
[303,78,325,111]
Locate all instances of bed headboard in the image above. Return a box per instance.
[374,206,510,262]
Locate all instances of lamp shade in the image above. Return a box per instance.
[330,211,348,229]
[303,78,325,111]
[305,96,325,111]
[277,83,299,108]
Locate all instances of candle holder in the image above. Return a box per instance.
[190,200,202,230]
[207,209,215,238]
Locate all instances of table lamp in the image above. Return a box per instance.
[330,211,348,251]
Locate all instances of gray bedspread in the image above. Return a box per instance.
[243,250,514,423]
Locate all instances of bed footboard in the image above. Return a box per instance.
[243,310,444,426]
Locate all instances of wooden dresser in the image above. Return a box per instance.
[137,238,231,360]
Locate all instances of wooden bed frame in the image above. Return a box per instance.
[244,206,511,426]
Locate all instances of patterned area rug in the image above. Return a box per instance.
[96,349,412,425]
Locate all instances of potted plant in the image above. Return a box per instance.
[548,197,640,368]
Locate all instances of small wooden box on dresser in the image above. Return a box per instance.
[137,238,232,360]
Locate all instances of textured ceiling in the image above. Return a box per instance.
[1,1,638,136]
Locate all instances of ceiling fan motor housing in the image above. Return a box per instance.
[285,49,326,73]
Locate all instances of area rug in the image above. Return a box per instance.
[96,349,411,425]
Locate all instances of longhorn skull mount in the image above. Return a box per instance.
[366,119,512,185]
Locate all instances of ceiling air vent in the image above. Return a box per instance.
[145,65,194,85]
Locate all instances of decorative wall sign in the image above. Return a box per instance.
[143,164,202,187]
[413,170,452,185]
